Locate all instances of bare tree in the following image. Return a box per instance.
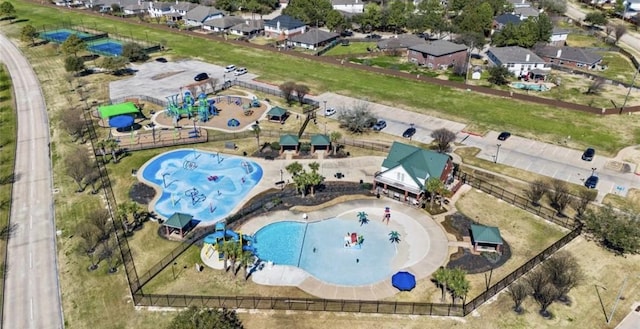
[573,188,595,218]
[543,251,584,304]
[526,268,558,318]
[207,77,218,94]
[100,237,119,274]
[585,78,605,95]
[526,179,549,206]
[535,283,560,318]
[65,150,92,192]
[293,83,310,105]
[83,167,101,195]
[337,102,376,134]
[548,180,571,215]
[279,81,296,104]
[508,281,531,314]
[613,24,628,44]
[87,207,111,242]
[430,128,456,153]
[59,107,85,143]
[77,221,100,271]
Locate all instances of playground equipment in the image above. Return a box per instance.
[203,222,256,260]
[343,232,364,249]
[166,91,219,123]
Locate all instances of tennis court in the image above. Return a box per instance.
[87,38,123,56]
[39,29,94,43]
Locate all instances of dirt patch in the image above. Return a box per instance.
[151,70,185,80]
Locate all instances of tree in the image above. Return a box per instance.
[526,267,556,318]
[99,56,128,75]
[425,177,444,210]
[64,56,86,76]
[282,0,333,25]
[293,83,310,105]
[433,267,450,302]
[83,167,101,194]
[65,150,92,192]
[454,2,494,35]
[534,282,560,318]
[582,206,640,255]
[431,128,456,153]
[586,78,605,95]
[449,268,470,304]
[0,1,16,21]
[238,250,255,280]
[456,32,486,52]
[59,107,85,142]
[613,24,627,44]
[285,161,303,177]
[584,12,607,27]
[100,237,119,273]
[358,3,382,32]
[279,81,296,104]
[508,281,530,314]
[168,306,244,329]
[306,170,324,196]
[525,179,549,206]
[572,188,595,218]
[61,34,86,57]
[102,138,121,163]
[487,66,512,85]
[251,124,261,149]
[76,221,100,271]
[549,180,571,215]
[87,207,111,241]
[110,3,121,12]
[543,251,584,304]
[329,131,342,154]
[336,102,376,134]
[122,42,148,62]
[20,25,39,46]
[325,9,345,31]
[539,0,567,15]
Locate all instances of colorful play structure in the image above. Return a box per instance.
[343,232,364,249]
[166,91,218,123]
[202,222,256,260]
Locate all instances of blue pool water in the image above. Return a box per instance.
[140,149,263,222]
[39,29,93,43]
[512,82,548,91]
[254,218,397,286]
[87,39,123,56]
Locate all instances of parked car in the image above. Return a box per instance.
[234,67,247,76]
[194,72,209,81]
[402,127,416,138]
[581,147,595,161]
[497,132,511,141]
[155,57,167,63]
[365,34,382,39]
[325,107,336,116]
[224,65,236,73]
[340,30,353,37]
[372,120,387,131]
[584,175,599,189]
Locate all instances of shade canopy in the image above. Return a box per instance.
[99,102,139,119]
[227,118,240,127]
[392,271,416,291]
[108,115,135,128]
[163,212,193,229]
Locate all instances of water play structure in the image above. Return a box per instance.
[202,222,256,260]
[166,91,219,123]
[344,232,364,248]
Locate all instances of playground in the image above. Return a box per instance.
[154,93,268,132]
[200,221,257,270]
[138,149,263,222]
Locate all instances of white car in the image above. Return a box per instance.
[325,107,336,116]
[234,67,247,76]
[224,65,236,73]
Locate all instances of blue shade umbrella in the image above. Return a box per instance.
[108,115,135,128]
[392,271,416,291]
[227,118,240,127]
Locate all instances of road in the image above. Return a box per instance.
[0,34,63,329]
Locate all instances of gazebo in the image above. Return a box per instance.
[470,224,503,254]
[266,106,288,122]
[279,134,299,153]
[310,134,330,152]
[163,212,194,238]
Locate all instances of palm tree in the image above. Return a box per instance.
[252,124,261,149]
[388,231,401,253]
[329,131,342,154]
[357,211,369,226]
[95,140,108,164]
[449,268,470,305]
[433,267,450,302]
[308,161,320,172]
[219,240,232,272]
[285,161,303,176]
[425,177,444,210]
[238,250,256,280]
[306,171,324,196]
[227,241,242,276]
[116,203,132,235]
[104,138,120,163]
[292,170,308,196]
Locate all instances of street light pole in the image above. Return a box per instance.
[495,144,502,163]
[591,167,597,176]
[172,262,177,280]
[607,276,630,324]
[323,100,327,117]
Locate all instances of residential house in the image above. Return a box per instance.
[373,141,454,202]
[286,28,339,50]
[229,20,265,38]
[86,0,143,11]
[376,35,426,51]
[549,27,569,46]
[264,14,306,39]
[203,16,245,32]
[184,5,224,27]
[172,1,197,17]
[536,46,603,69]
[514,6,539,20]
[407,40,468,69]
[331,0,364,14]
[493,14,522,31]
[122,1,147,15]
[487,46,550,77]
[508,0,532,8]
[148,1,172,17]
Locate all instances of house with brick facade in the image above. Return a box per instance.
[487,46,550,77]
[286,28,340,50]
[536,46,602,69]
[408,40,467,69]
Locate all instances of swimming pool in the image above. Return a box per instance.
[511,82,549,91]
[140,149,263,222]
[253,218,399,286]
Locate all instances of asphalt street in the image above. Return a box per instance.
[0,34,63,329]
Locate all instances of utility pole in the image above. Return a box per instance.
[495,144,502,163]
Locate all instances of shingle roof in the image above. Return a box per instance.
[164,212,193,229]
[470,224,503,244]
[231,19,264,33]
[204,16,245,29]
[279,134,299,146]
[173,1,197,12]
[495,13,522,26]
[185,5,223,23]
[552,27,570,35]
[310,134,330,145]
[331,0,362,5]
[409,40,467,56]
[514,7,539,17]
[265,14,306,30]
[267,106,287,117]
[288,28,339,45]
[536,46,602,65]
[376,35,425,50]
[381,142,450,189]
[488,46,546,64]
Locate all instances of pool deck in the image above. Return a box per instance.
[237,199,450,301]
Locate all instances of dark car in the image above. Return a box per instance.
[581,148,595,161]
[155,57,168,63]
[372,120,387,131]
[402,127,416,138]
[497,132,511,141]
[584,175,599,189]
[340,30,354,37]
[365,34,382,39]
[194,72,209,81]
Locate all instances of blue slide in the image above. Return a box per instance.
[203,230,242,245]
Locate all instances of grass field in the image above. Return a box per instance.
[3,2,640,154]
[323,41,376,56]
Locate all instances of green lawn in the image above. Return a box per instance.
[323,41,376,56]
[566,33,608,48]
[598,51,636,83]
[6,2,640,153]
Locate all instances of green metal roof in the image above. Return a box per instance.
[267,106,287,117]
[279,134,299,146]
[381,142,450,189]
[163,212,193,229]
[310,134,330,145]
[470,224,503,244]
[98,102,139,118]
